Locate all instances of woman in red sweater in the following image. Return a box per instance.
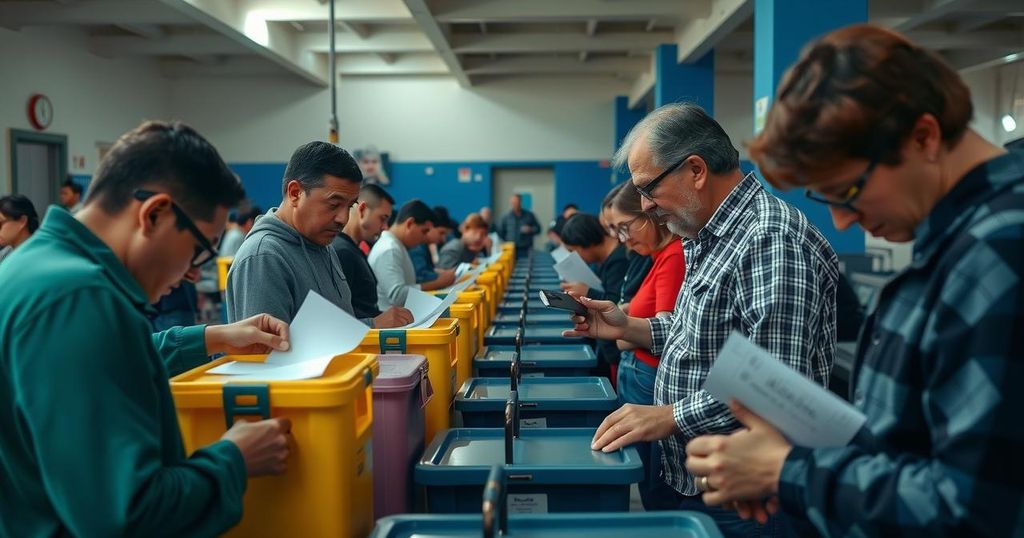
[606,182,685,510]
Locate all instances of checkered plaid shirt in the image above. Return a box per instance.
[778,150,1024,537]
[649,172,839,496]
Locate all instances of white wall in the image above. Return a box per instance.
[714,72,755,160]
[0,27,170,194]
[168,75,631,163]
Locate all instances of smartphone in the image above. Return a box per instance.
[538,290,588,315]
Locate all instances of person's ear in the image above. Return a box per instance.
[690,155,709,191]
[357,201,369,219]
[909,113,943,162]
[284,180,304,207]
[137,193,172,237]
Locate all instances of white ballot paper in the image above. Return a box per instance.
[703,332,867,447]
[209,290,370,381]
[454,262,474,278]
[551,245,571,263]
[396,288,444,329]
[553,251,604,292]
[400,278,475,329]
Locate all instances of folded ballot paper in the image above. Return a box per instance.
[703,332,867,447]
[208,291,370,381]
[553,251,604,292]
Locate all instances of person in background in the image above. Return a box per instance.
[437,212,490,269]
[219,207,260,258]
[495,194,540,256]
[226,141,411,328]
[369,200,456,310]
[333,184,395,319]
[684,25,1024,538]
[565,103,837,538]
[59,177,84,214]
[0,120,293,536]
[409,207,454,284]
[559,213,629,381]
[0,194,39,265]
[605,182,684,510]
[479,206,494,231]
[547,203,580,250]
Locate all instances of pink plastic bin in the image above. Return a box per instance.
[372,354,431,518]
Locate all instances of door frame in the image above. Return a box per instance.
[9,128,68,202]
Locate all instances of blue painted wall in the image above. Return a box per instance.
[229,160,616,225]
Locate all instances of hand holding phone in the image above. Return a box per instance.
[538,290,588,315]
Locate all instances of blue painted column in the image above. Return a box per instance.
[655,44,714,114]
[614,96,646,152]
[754,0,866,253]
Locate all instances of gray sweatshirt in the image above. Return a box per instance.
[226,209,371,326]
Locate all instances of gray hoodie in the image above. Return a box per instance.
[226,209,372,326]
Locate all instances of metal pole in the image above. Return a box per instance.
[328,0,339,144]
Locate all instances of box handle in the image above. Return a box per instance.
[222,384,270,430]
[504,390,519,465]
[355,367,374,439]
[379,330,407,354]
[482,465,508,538]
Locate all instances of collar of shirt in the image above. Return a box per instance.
[913,150,1024,266]
[694,172,761,242]
[37,206,155,316]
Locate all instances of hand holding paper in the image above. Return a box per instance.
[208,291,370,381]
[702,332,866,447]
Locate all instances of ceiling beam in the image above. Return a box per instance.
[586,19,598,37]
[157,0,327,86]
[235,0,413,24]
[334,52,449,75]
[295,29,434,54]
[0,0,191,28]
[908,30,1024,50]
[674,0,751,63]
[402,0,471,86]
[946,48,1024,73]
[89,34,245,57]
[878,0,1023,32]
[115,23,166,39]
[464,56,649,75]
[337,20,371,39]
[951,13,1005,32]
[628,58,657,109]
[434,0,698,23]
[452,32,673,54]
[579,51,589,62]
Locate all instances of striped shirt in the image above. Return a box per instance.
[778,150,1024,537]
[649,172,839,496]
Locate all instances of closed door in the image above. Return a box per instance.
[10,129,67,212]
[492,167,555,252]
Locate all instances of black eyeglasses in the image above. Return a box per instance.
[635,154,692,201]
[804,157,879,212]
[607,215,649,242]
[133,190,219,267]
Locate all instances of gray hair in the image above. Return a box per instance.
[612,103,739,175]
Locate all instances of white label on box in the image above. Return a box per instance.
[521,372,544,378]
[507,493,548,514]
[520,417,547,428]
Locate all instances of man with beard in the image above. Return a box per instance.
[563,103,838,537]
[227,141,411,328]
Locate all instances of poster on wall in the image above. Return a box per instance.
[354,146,392,186]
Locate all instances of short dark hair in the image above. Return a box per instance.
[432,205,457,229]
[87,120,244,221]
[563,203,578,212]
[238,208,261,226]
[560,214,606,248]
[62,178,83,196]
[396,199,435,226]
[282,141,363,195]
[0,195,40,233]
[359,184,394,208]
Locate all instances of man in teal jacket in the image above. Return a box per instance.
[0,121,293,537]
